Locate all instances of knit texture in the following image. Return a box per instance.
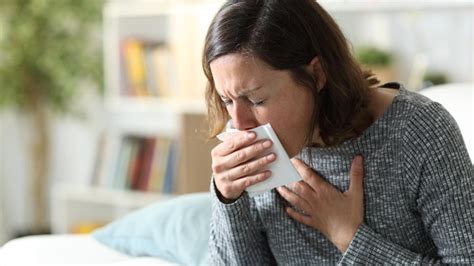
[209,84,474,265]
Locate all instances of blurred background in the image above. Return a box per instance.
[0,0,472,245]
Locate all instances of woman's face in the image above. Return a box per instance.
[210,53,315,158]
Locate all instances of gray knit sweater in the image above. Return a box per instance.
[209,84,474,265]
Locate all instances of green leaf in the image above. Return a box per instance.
[355,46,393,67]
[0,0,104,114]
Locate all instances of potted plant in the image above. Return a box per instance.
[355,45,396,84]
[422,71,449,88]
[0,0,103,234]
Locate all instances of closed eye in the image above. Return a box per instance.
[248,98,265,106]
[220,97,233,106]
[219,95,265,107]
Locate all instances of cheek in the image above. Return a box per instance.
[277,120,309,158]
[262,110,307,157]
[272,94,313,157]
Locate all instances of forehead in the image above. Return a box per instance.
[210,53,267,70]
[210,53,279,94]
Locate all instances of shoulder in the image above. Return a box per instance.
[380,85,469,169]
[395,86,461,144]
[396,87,472,187]
[395,86,471,193]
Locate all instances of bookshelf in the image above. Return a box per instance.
[50,0,220,234]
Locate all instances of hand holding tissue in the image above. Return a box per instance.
[217,123,302,197]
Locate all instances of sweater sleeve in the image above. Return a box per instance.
[209,178,276,265]
[339,102,474,264]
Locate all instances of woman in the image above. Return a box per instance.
[202,0,473,264]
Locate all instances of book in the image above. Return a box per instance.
[137,137,156,191]
[143,46,159,96]
[147,137,171,192]
[127,137,144,190]
[151,46,178,97]
[162,140,178,194]
[122,39,149,97]
[113,137,134,189]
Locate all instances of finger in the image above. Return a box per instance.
[287,181,299,189]
[223,139,273,169]
[226,152,276,180]
[348,155,364,195]
[291,158,324,190]
[212,138,272,174]
[276,186,311,211]
[285,207,312,227]
[291,180,316,197]
[216,131,238,141]
[233,170,272,190]
[212,131,257,156]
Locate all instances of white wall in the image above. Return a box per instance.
[0,112,6,244]
[1,110,35,240]
[330,6,474,86]
[0,89,104,243]
[48,90,104,187]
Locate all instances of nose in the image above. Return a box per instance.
[230,102,258,130]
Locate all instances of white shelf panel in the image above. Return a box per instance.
[52,184,175,208]
[103,97,207,136]
[105,0,222,18]
[50,184,177,234]
[105,0,172,18]
[105,97,206,114]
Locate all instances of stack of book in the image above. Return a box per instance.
[120,38,177,97]
[110,136,178,193]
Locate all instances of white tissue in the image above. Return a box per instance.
[217,123,302,197]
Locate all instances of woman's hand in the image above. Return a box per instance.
[212,131,276,202]
[276,156,364,253]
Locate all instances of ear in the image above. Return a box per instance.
[307,56,327,92]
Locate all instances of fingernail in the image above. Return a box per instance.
[247,132,256,140]
[355,155,363,163]
[263,140,272,148]
[266,153,276,161]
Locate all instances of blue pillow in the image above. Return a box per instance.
[92,192,211,265]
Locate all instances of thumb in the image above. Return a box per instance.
[348,155,364,195]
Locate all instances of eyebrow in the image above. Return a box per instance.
[217,86,262,99]
[239,86,262,96]
[218,86,262,99]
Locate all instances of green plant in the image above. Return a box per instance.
[0,0,103,233]
[355,46,393,67]
[423,71,448,86]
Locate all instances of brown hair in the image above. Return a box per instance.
[202,0,379,147]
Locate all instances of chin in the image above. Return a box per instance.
[277,131,305,158]
[285,140,309,158]
[284,145,298,159]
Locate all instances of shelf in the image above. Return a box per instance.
[103,98,207,136]
[104,0,171,18]
[52,184,175,208]
[105,97,207,114]
[103,1,215,106]
[104,0,221,18]
[50,184,177,234]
